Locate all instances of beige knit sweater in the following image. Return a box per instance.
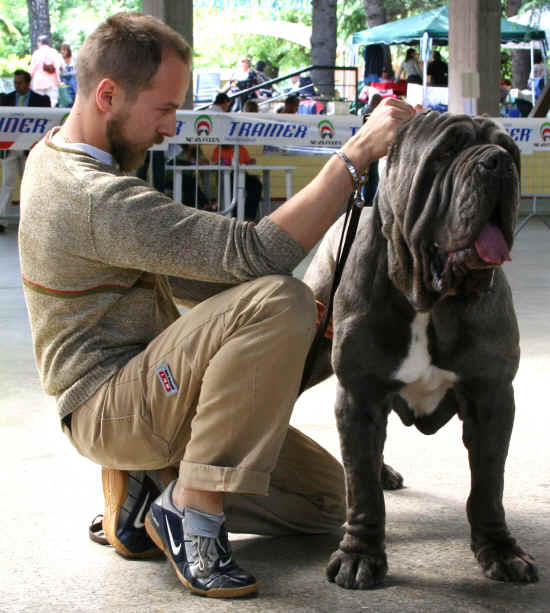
[19,130,306,419]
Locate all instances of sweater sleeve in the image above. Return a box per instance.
[88,170,306,284]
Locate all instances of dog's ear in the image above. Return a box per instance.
[473,116,521,174]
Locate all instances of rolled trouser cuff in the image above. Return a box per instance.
[178,460,270,496]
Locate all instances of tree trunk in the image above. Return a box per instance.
[27,0,51,52]
[507,0,530,89]
[311,0,337,98]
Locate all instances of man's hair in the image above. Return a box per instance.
[285,94,299,105]
[38,35,50,45]
[14,69,31,83]
[77,12,191,99]
[213,92,230,105]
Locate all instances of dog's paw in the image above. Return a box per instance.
[326,548,388,589]
[381,462,404,490]
[475,542,538,583]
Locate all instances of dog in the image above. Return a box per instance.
[302,111,538,587]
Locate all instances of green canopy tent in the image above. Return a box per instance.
[350,4,547,105]
[351,5,546,47]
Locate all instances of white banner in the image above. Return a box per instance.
[1,107,549,155]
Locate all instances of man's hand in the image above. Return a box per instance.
[342,98,415,173]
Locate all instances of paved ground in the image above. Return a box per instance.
[1,216,549,612]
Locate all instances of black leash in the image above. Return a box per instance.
[299,160,379,393]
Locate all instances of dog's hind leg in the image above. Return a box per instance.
[461,380,538,583]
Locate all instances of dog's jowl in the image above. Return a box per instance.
[303,111,538,588]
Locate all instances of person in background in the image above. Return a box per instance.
[277,94,299,114]
[427,50,448,87]
[242,99,259,112]
[254,60,274,98]
[210,91,232,112]
[136,150,166,194]
[59,42,78,106]
[0,70,50,232]
[222,54,260,111]
[30,34,62,106]
[529,49,546,99]
[397,48,422,84]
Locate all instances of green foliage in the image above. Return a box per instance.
[0,52,30,77]
[0,0,141,75]
[193,7,311,74]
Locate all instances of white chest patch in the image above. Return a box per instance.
[392,313,458,418]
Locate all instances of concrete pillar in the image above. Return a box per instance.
[448,0,500,116]
[142,0,194,109]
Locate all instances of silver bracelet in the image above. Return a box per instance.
[334,149,369,208]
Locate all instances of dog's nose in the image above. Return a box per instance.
[478,148,512,173]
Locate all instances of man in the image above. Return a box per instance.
[277,94,300,114]
[29,34,62,107]
[19,12,413,599]
[210,91,232,112]
[0,70,50,232]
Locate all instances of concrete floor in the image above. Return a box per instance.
[1,216,549,612]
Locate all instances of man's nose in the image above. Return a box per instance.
[158,113,177,138]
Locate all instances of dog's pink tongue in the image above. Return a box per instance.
[474,223,511,264]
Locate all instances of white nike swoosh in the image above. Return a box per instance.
[219,556,232,568]
[133,492,150,529]
[165,516,182,556]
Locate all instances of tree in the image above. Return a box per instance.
[27,0,51,51]
[311,0,337,97]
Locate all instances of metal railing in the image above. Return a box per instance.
[194,64,359,111]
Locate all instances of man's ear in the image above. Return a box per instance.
[95,78,123,115]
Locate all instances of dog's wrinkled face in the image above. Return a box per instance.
[378,111,520,311]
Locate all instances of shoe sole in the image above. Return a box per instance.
[145,512,258,598]
[102,468,161,559]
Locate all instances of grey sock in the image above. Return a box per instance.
[183,506,225,538]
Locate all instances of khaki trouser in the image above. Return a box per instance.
[67,275,345,535]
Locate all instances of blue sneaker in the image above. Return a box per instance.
[145,482,258,598]
[102,468,162,558]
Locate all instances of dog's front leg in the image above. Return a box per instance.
[327,382,388,589]
[461,381,538,583]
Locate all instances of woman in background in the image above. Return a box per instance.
[397,48,422,84]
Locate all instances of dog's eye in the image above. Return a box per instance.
[438,151,454,163]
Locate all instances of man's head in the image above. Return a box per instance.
[38,35,50,47]
[213,92,231,111]
[284,94,300,114]
[75,12,191,171]
[13,70,31,96]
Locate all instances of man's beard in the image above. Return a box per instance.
[106,115,161,172]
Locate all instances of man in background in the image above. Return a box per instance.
[0,70,50,232]
[30,35,62,107]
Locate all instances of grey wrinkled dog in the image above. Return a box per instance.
[302,111,538,588]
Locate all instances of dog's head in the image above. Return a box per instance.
[377,110,520,311]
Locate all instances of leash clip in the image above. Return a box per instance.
[352,176,369,208]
